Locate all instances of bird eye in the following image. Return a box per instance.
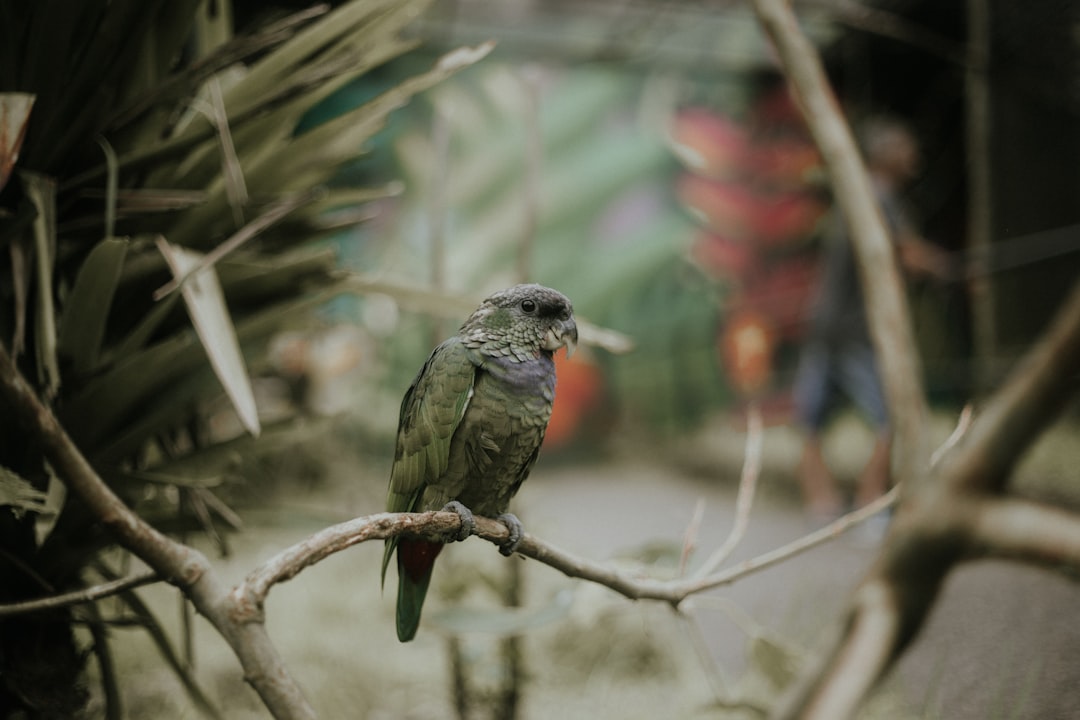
[520,299,537,314]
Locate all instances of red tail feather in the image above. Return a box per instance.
[398,539,443,582]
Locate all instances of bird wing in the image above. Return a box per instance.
[382,337,476,582]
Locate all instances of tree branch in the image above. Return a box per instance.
[0,343,317,720]
[968,496,1080,569]
[235,485,902,621]
[771,280,1080,719]
[236,510,482,617]
[693,403,764,579]
[0,569,160,618]
[799,580,901,720]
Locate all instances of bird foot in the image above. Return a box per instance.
[496,513,524,556]
[441,501,475,542]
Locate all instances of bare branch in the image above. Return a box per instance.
[683,487,898,598]
[237,484,902,621]
[0,343,317,720]
[679,497,707,576]
[801,580,901,720]
[0,570,160,618]
[0,348,204,583]
[237,511,474,614]
[694,403,764,578]
[83,600,123,720]
[929,403,973,467]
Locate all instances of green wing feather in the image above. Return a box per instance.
[381,337,476,585]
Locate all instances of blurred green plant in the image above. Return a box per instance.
[383,63,729,436]
[0,1,485,716]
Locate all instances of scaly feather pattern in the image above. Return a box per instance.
[381,284,577,641]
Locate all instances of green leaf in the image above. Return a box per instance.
[92,364,222,464]
[58,237,129,376]
[157,238,260,437]
[0,464,48,516]
[64,280,345,455]
[220,0,413,118]
[29,1,168,172]
[251,42,495,198]
[0,92,35,193]
[22,170,61,397]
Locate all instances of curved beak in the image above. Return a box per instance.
[543,317,578,358]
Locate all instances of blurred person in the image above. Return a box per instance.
[792,116,950,522]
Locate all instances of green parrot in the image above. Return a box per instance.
[381,284,578,642]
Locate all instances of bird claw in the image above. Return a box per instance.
[496,513,524,556]
[442,501,475,542]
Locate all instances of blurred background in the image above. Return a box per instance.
[2,0,1079,718]
[264,0,1080,438]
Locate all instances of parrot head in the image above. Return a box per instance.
[461,284,578,361]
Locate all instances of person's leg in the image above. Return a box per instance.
[793,342,843,517]
[838,341,892,506]
[798,433,844,517]
[855,432,890,507]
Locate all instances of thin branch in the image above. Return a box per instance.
[198,486,245,531]
[929,403,973,467]
[0,570,160,618]
[693,403,763,578]
[108,578,222,720]
[682,487,899,598]
[679,497,707,576]
[84,601,123,720]
[676,607,733,704]
[186,487,229,557]
[801,580,900,720]
[680,612,771,718]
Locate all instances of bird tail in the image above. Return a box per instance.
[394,538,444,642]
